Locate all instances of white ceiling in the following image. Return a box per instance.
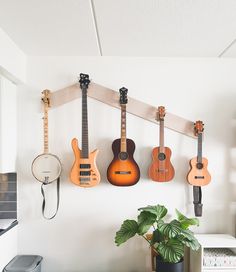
[0,0,236,57]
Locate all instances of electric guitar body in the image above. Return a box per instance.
[107,87,140,186]
[70,138,100,187]
[69,73,101,187]
[107,138,140,186]
[149,106,175,182]
[149,146,175,182]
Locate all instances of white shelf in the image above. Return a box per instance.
[190,234,236,272]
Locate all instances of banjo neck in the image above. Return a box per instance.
[42,90,50,154]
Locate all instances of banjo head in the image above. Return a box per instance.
[32,153,62,184]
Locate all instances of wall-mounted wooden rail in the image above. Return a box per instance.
[49,82,196,138]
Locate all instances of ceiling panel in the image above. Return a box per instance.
[93,0,236,57]
[0,0,100,55]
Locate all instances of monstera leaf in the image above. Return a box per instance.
[176,209,199,229]
[137,211,156,235]
[138,205,167,220]
[115,220,138,246]
[158,220,183,238]
[157,239,184,263]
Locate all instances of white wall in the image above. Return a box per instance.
[17,57,236,272]
[0,76,17,173]
[0,28,26,83]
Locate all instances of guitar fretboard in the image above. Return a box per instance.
[120,104,127,152]
[197,133,203,163]
[159,119,164,152]
[81,89,89,158]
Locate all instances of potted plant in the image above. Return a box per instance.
[115,204,200,272]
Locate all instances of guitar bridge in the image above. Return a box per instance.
[195,176,204,179]
[115,171,131,175]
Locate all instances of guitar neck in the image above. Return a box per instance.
[120,104,127,152]
[197,133,203,163]
[159,119,164,152]
[82,89,89,158]
[43,103,49,154]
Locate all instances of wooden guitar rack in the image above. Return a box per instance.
[47,81,196,138]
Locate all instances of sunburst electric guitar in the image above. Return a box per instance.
[187,121,211,216]
[149,106,175,182]
[107,87,140,186]
[70,73,100,187]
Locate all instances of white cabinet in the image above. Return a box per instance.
[0,226,18,271]
[190,234,236,272]
[0,75,17,173]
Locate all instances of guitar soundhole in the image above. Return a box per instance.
[196,163,203,169]
[119,152,129,161]
[158,153,166,161]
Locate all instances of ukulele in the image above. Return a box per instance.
[107,87,140,186]
[70,73,100,187]
[187,121,211,216]
[148,106,175,182]
[187,121,211,186]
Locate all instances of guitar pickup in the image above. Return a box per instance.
[195,176,204,179]
[115,171,131,174]
[80,171,91,176]
[80,164,91,169]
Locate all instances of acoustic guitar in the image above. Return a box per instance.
[70,73,100,187]
[187,121,211,186]
[107,87,140,186]
[148,106,175,182]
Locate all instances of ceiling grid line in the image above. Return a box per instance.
[90,0,103,56]
[218,37,236,57]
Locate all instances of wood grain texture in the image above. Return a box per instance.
[149,147,175,182]
[187,157,211,186]
[107,139,140,186]
[50,83,196,138]
[70,138,100,187]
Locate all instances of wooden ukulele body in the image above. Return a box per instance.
[187,157,211,186]
[149,146,175,182]
[107,138,140,186]
[70,138,100,187]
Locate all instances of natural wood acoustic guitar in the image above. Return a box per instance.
[70,73,100,187]
[107,87,140,186]
[187,121,211,186]
[149,106,175,182]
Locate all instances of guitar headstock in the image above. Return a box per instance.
[42,90,51,107]
[79,73,90,92]
[194,120,204,135]
[119,87,128,105]
[157,106,166,121]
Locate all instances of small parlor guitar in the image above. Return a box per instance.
[187,121,211,186]
[70,74,100,187]
[107,87,140,186]
[149,106,175,182]
[187,120,211,216]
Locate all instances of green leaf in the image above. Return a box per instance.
[138,205,167,220]
[158,220,183,238]
[151,229,163,245]
[157,239,184,263]
[175,209,199,229]
[182,236,200,251]
[137,211,156,235]
[115,220,138,246]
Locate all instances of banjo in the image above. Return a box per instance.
[31,90,62,219]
